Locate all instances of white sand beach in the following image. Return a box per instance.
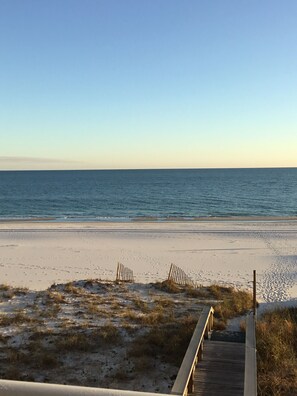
[0,220,297,305]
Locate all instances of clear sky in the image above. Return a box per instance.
[0,0,296,170]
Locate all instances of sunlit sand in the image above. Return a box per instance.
[0,220,297,304]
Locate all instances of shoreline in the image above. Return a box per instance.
[1,215,297,224]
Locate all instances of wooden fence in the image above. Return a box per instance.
[168,264,195,287]
[115,262,134,283]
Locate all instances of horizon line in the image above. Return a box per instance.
[0,166,297,172]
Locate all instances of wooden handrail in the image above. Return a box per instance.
[0,380,170,396]
[244,313,257,396]
[171,306,214,396]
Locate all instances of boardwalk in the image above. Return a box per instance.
[193,339,245,396]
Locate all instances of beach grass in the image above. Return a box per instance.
[257,307,297,396]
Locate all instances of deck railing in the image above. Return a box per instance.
[171,306,214,396]
[0,380,169,396]
[244,312,257,396]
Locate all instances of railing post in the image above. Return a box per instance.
[253,270,257,317]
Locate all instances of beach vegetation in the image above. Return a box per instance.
[154,279,181,293]
[0,285,29,301]
[39,303,61,318]
[46,291,66,304]
[128,315,196,367]
[0,311,38,326]
[55,331,94,352]
[132,297,149,312]
[257,307,297,396]
[154,296,175,308]
[139,311,166,325]
[0,278,255,391]
[208,285,254,329]
[186,286,209,298]
[0,284,11,292]
[86,302,101,314]
[64,283,85,295]
[13,287,29,295]
[122,308,140,322]
[98,321,121,344]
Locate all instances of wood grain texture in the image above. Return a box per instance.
[192,340,245,396]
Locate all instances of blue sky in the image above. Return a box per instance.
[0,0,296,170]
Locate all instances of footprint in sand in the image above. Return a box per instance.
[256,232,297,302]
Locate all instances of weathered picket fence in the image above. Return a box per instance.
[167,264,195,287]
[115,262,134,283]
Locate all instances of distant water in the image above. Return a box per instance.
[0,168,296,221]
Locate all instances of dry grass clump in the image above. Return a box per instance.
[0,283,12,292]
[257,307,297,396]
[122,309,140,322]
[13,287,29,295]
[186,286,209,298]
[0,284,28,300]
[86,302,101,315]
[132,298,149,312]
[0,311,38,327]
[128,314,197,367]
[139,311,167,325]
[55,322,121,352]
[0,284,11,292]
[29,328,54,341]
[46,291,66,304]
[208,285,253,329]
[154,296,175,308]
[97,322,121,344]
[38,303,61,319]
[56,331,94,352]
[154,280,181,293]
[64,283,85,296]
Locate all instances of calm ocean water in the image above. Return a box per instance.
[0,168,296,221]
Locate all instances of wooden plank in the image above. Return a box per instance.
[193,340,245,396]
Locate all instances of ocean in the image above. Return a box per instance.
[0,168,296,221]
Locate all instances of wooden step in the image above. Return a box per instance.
[192,340,245,396]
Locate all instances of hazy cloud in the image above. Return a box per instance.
[0,156,80,164]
